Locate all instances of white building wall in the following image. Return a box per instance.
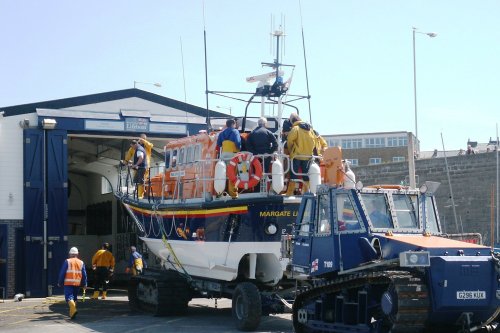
[62,97,206,122]
[0,113,38,220]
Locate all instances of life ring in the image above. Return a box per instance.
[227,153,263,189]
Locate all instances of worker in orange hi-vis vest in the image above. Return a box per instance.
[91,242,115,300]
[58,247,87,319]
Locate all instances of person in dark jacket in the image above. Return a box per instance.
[246,117,278,174]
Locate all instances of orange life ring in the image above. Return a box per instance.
[227,153,263,189]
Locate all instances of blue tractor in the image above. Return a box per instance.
[285,182,500,333]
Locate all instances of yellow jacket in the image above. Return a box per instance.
[92,249,115,269]
[287,121,317,160]
[140,139,153,167]
[124,147,134,164]
[315,133,328,156]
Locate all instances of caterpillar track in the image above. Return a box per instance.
[128,269,193,316]
[293,270,430,333]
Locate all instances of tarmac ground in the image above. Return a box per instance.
[0,288,293,333]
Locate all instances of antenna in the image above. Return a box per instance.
[180,37,187,104]
[202,0,211,131]
[180,36,189,127]
[496,123,499,244]
[299,0,313,125]
[440,132,459,233]
[282,14,286,61]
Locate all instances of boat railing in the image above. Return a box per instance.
[116,152,324,204]
[287,154,322,190]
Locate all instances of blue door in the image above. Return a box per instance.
[23,129,45,297]
[291,197,315,270]
[46,130,68,295]
[23,129,68,297]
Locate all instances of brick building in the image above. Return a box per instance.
[323,131,417,167]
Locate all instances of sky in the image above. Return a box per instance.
[1,0,499,151]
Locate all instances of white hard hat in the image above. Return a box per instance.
[69,247,79,255]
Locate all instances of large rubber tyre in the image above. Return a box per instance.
[232,282,262,331]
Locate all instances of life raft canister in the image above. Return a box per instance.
[227,152,263,190]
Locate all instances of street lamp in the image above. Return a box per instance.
[412,27,437,147]
[134,81,162,89]
[216,105,232,115]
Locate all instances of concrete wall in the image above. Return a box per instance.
[354,152,499,245]
[0,113,37,220]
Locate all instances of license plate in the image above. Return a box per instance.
[457,291,486,300]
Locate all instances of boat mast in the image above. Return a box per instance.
[496,123,499,244]
[202,3,211,131]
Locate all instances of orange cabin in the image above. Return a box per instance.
[147,132,219,200]
[146,132,346,200]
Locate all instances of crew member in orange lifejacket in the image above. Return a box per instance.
[216,119,241,198]
[58,247,87,319]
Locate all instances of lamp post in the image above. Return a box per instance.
[412,27,437,147]
[216,105,232,115]
[42,118,57,296]
[133,81,162,89]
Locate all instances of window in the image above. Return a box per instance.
[178,147,186,165]
[346,159,359,167]
[194,144,202,162]
[363,193,393,228]
[393,194,418,229]
[392,156,405,162]
[317,194,331,234]
[186,146,194,164]
[387,136,408,147]
[365,137,385,148]
[298,199,313,236]
[369,158,382,165]
[328,139,340,147]
[101,177,112,194]
[336,194,361,232]
[165,149,172,169]
[425,196,440,233]
[171,149,178,169]
[341,138,362,149]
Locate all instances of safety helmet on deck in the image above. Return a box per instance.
[69,247,79,255]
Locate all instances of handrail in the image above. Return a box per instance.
[116,152,324,204]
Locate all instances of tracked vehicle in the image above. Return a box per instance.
[285,181,500,333]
